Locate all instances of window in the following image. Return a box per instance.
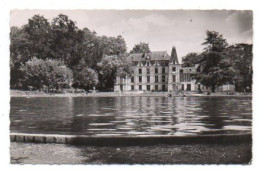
[131,76,134,83]
[162,76,166,82]
[162,85,166,91]
[155,68,158,74]
[187,84,191,91]
[147,68,150,74]
[147,85,150,91]
[139,68,142,74]
[172,75,176,82]
[155,85,158,91]
[172,84,176,90]
[131,85,134,90]
[155,76,158,83]
[180,69,183,73]
[162,68,165,74]
[139,76,142,83]
[172,67,176,72]
[147,76,150,83]
[182,84,185,90]
[139,85,142,91]
[187,74,191,82]
[120,76,123,83]
[180,74,191,82]
[180,74,184,82]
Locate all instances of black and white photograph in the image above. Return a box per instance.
[0,0,258,168]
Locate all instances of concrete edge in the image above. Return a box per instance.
[10,133,252,146]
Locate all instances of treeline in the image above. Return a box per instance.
[181,31,253,92]
[10,14,132,92]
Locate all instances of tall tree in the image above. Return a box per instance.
[10,26,29,88]
[10,15,52,88]
[225,43,253,92]
[97,55,133,91]
[181,52,200,67]
[24,15,52,60]
[72,59,98,91]
[194,31,236,92]
[129,42,151,54]
[50,14,84,67]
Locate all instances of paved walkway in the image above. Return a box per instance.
[10,142,252,164]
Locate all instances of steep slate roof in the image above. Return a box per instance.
[171,47,179,64]
[127,51,171,61]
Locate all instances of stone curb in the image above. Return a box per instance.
[10,133,252,146]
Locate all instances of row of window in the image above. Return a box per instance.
[131,76,167,83]
[137,67,189,74]
[131,85,166,91]
[130,75,191,83]
[180,74,192,82]
[139,67,166,74]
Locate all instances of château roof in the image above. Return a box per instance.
[127,51,171,61]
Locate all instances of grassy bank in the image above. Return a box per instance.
[10,89,252,97]
[10,142,251,164]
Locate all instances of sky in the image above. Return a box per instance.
[10,10,253,62]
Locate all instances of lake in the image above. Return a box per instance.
[10,96,252,136]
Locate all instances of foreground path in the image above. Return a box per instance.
[10,142,251,164]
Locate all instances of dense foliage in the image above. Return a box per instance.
[129,42,151,54]
[181,52,200,67]
[10,14,129,92]
[20,57,73,92]
[181,31,252,92]
[97,55,133,91]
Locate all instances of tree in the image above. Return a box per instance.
[50,14,84,67]
[24,15,52,60]
[129,42,151,54]
[194,31,236,92]
[181,52,200,67]
[10,26,30,88]
[20,57,73,92]
[72,60,98,91]
[225,43,253,92]
[10,15,52,88]
[97,55,133,91]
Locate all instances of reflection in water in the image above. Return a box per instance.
[10,96,252,136]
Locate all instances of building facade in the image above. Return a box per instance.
[114,47,202,92]
[114,47,234,92]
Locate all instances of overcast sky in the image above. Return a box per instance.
[10,10,253,62]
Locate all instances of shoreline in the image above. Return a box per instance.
[10,90,252,98]
[10,132,251,145]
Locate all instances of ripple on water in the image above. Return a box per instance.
[89,123,114,126]
[10,97,252,136]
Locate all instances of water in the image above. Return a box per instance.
[10,96,252,136]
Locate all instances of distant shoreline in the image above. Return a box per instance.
[10,89,252,98]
